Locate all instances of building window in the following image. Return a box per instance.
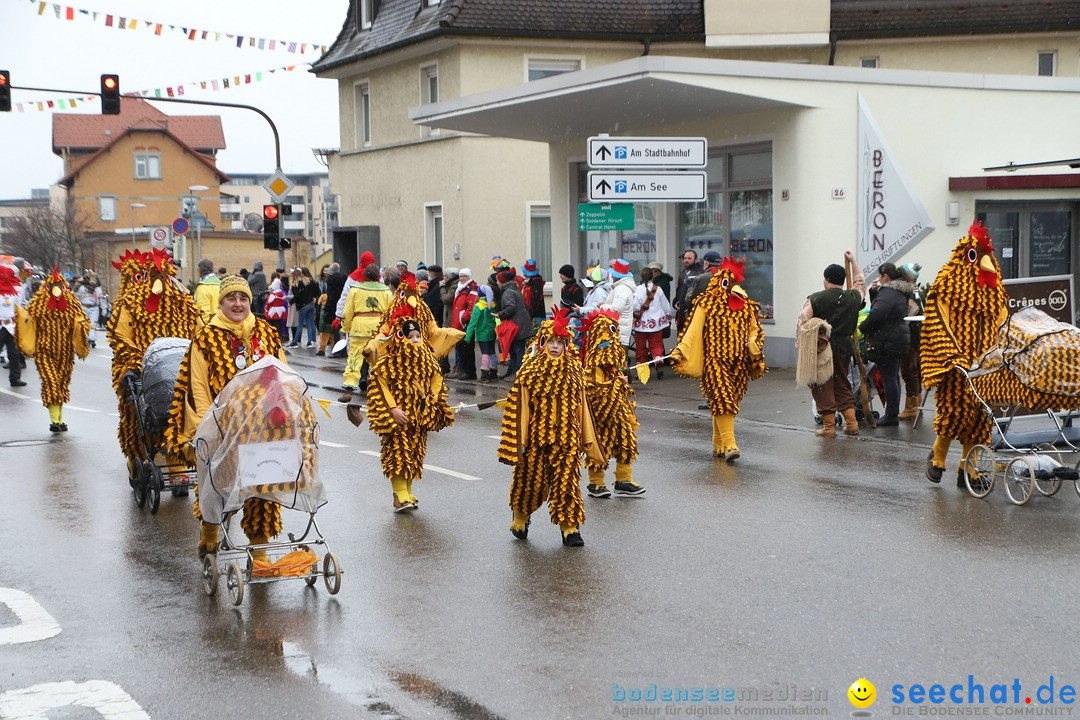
[355,82,371,147]
[529,205,552,281]
[358,0,374,30]
[426,204,444,266]
[527,57,582,82]
[861,57,879,69]
[677,143,774,320]
[98,195,117,222]
[420,64,439,138]
[425,0,440,5]
[977,202,1076,283]
[134,152,161,180]
[1038,51,1056,76]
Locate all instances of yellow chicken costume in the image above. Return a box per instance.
[108,249,201,479]
[166,274,289,558]
[16,268,91,431]
[921,221,1008,485]
[581,308,644,498]
[498,307,604,546]
[363,271,462,367]
[671,258,766,462]
[366,304,455,511]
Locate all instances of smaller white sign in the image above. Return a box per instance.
[587,171,707,202]
[588,136,707,168]
[237,440,300,488]
[832,187,846,200]
[149,227,170,250]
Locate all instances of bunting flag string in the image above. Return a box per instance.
[12,63,309,113]
[27,0,331,56]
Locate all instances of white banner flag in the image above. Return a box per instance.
[856,93,934,279]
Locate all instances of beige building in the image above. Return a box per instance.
[315,0,1080,362]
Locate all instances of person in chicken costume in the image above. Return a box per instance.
[363,271,462,369]
[108,248,202,480]
[0,265,27,388]
[166,274,291,558]
[921,221,1008,486]
[15,268,91,431]
[581,308,645,498]
[366,302,456,512]
[671,257,766,462]
[498,307,604,547]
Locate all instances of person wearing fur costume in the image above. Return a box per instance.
[366,304,456,512]
[108,249,202,481]
[497,307,604,547]
[671,257,766,462]
[165,275,289,558]
[581,308,645,498]
[15,268,91,431]
[921,221,1008,487]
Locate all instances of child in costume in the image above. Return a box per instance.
[366,304,456,511]
[165,275,289,558]
[16,269,91,431]
[582,308,645,498]
[497,307,604,547]
[921,221,1008,487]
[108,249,202,480]
[671,257,766,462]
[464,284,498,381]
[363,271,463,370]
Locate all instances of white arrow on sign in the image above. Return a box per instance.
[587,171,707,203]
[588,136,707,168]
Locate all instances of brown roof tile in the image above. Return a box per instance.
[52,98,226,154]
[833,0,1080,39]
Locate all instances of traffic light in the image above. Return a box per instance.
[100,74,120,115]
[279,234,292,250]
[0,71,10,113]
[262,204,281,250]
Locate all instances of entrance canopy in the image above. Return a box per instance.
[409,56,820,142]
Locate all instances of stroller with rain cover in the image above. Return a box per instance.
[959,307,1080,504]
[195,355,341,606]
[122,337,197,513]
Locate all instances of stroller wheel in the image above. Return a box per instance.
[148,466,163,514]
[201,554,219,597]
[323,552,342,595]
[133,461,147,508]
[227,561,245,606]
[130,458,143,491]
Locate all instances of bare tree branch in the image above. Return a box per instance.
[0,198,90,273]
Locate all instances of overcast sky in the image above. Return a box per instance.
[0,0,350,199]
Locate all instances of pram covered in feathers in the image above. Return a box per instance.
[122,337,196,513]
[958,307,1080,504]
[193,356,340,605]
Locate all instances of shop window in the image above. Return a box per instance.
[977,203,1075,280]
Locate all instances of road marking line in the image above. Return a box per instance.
[485,435,501,440]
[0,588,61,646]
[0,680,149,719]
[0,387,101,413]
[357,450,480,480]
[320,440,348,448]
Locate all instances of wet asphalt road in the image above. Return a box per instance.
[2,346,1080,719]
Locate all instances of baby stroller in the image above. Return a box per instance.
[122,337,197,514]
[195,356,340,606]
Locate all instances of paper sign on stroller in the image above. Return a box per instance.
[236,441,301,489]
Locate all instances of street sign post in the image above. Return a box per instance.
[588,136,707,168]
[587,171,707,203]
[578,203,635,232]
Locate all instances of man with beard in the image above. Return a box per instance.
[366,305,455,512]
[497,307,604,547]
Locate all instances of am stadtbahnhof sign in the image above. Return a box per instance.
[587,136,707,169]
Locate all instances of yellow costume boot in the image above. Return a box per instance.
[841,408,859,436]
[711,415,724,456]
[586,467,610,498]
[926,435,951,483]
[816,413,836,438]
[48,404,65,432]
[510,510,531,540]
[198,522,219,559]
[716,414,739,462]
[391,475,416,512]
[405,478,418,505]
[957,442,981,490]
[559,523,584,547]
[613,461,645,496]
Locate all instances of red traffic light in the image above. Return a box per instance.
[0,72,8,87]
[263,205,280,219]
[102,76,117,90]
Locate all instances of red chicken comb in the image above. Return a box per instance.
[719,257,745,283]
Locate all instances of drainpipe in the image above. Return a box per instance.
[828,30,837,65]
[642,37,652,56]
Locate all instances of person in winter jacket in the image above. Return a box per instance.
[465,284,498,381]
[451,268,479,380]
[576,266,612,316]
[497,271,535,379]
[422,264,445,326]
[193,258,221,325]
[646,261,673,305]
[264,277,289,340]
[320,263,347,356]
[339,262,392,401]
[521,259,547,326]
[632,267,674,377]
[247,261,268,316]
[558,264,584,311]
[603,258,637,348]
[859,262,914,426]
[335,251,376,320]
[674,250,704,332]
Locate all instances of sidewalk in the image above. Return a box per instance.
[284,343,938,447]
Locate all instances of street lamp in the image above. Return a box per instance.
[129,202,146,249]
[187,185,209,261]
